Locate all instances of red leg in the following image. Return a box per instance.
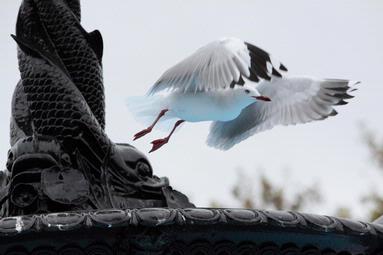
[133,109,168,140]
[149,120,185,153]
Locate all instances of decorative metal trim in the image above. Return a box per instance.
[0,208,380,236]
[0,208,382,254]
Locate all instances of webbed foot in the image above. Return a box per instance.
[149,138,169,153]
[133,127,152,140]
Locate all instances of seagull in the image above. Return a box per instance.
[127,37,358,152]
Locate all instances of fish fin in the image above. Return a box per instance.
[75,22,104,63]
[11,34,37,58]
[87,30,104,63]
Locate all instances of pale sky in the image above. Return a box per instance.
[1,0,383,219]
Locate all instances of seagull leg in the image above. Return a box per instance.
[149,120,185,153]
[133,109,169,140]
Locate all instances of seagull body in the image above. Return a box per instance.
[151,87,261,122]
[127,37,358,152]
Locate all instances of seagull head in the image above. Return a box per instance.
[241,87,271,102]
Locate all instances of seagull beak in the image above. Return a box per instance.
[253,96,271,102]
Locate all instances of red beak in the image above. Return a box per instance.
[253,96,271,102]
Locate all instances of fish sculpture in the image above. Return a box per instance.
[1,0,193,216]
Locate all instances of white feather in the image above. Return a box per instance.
[207,77,358,150]
[148,37,281,94]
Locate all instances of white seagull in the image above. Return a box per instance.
[127,37,358,152]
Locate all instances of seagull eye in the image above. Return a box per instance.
[245,89,250,94]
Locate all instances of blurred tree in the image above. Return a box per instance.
[364,128,383,169]
[211,170,322,212]
[211,126,383,220]
[211,170,356,218]
[362,192,383,221]
[361,127,383,221]
[335,207,352,219]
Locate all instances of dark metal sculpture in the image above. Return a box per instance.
[1,0,383,254]
[0,208,383,254]
[2,0,193,217]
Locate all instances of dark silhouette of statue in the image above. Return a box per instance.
[1,0,193,217]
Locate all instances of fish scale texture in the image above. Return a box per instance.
[17,49,110,155]
[32,0,105,129]
[5,0,195,216]
[64,0,81,21]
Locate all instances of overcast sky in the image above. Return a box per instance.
[1,0,383,219]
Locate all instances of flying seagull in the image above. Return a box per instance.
[127,37,358,152]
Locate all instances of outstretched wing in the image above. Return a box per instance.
[148,37,287,94]
[207,77,359,150]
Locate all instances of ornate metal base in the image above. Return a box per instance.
[0,208,382,254]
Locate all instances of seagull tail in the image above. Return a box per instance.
[126,95,175,131]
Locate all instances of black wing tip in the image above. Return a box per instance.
[354,81,362,85]
[329,109,338,116]
[272,67,282,78]
[246,43,271,61]
[238,76,245,85]
[244,41,251,48]
[279,63,288,72]
[335,99,348,105]
[320,91,354,106]
[246,41,288,82]
[328,87,349,92]
[334,93,354,99]
[229,76,246,89]
[323,80,360,102]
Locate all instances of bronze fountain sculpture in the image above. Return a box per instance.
[0,0,382,254]
[3,0,193,216]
